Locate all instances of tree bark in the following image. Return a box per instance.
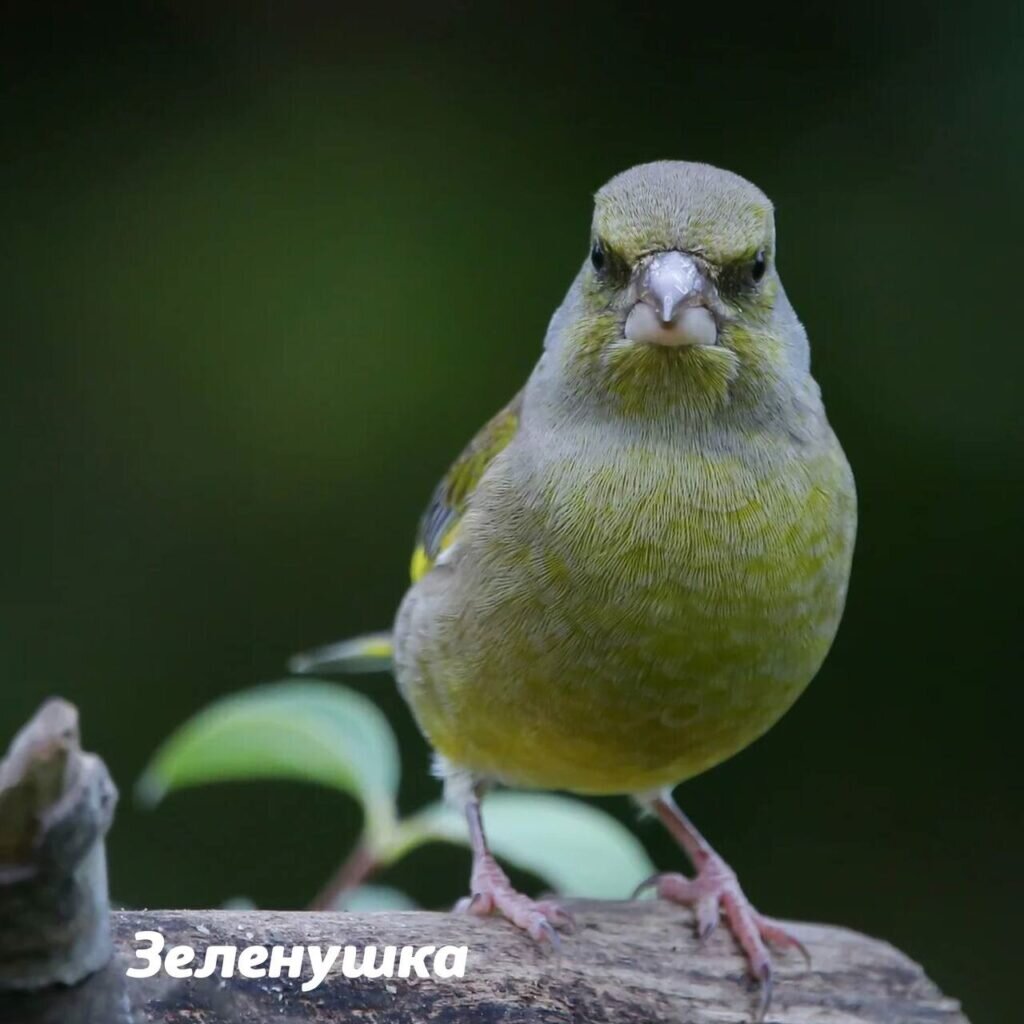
[0,701,970,1024]
[0,699,117,992]
[0,904,967,1024]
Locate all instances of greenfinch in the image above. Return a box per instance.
[293,161,856,1019]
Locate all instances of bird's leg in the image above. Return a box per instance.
[637,790,809,1021]
[454,786,572,946]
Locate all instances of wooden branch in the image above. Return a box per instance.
[0,699,117,991]
[0,903,968,1024]
[0,701,969,1024]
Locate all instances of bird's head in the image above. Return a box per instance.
[550,161,806,420]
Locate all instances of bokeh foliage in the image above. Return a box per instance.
[138,679,656,903]
[1,4,1020,1021]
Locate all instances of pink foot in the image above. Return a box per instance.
[639,855,808,1020]
[455,852,573,947]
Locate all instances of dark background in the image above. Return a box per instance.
[1,3,1020,1020]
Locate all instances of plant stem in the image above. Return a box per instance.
[308,841,379,911]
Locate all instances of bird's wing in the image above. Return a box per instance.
[410,389,524,581]
[289,390,523,677]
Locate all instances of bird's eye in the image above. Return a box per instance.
[750,249,767,283]
[590,240,607,274]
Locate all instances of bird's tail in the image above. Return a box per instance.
[288,631,394,676]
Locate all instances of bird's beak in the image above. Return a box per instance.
[624,251,718,348]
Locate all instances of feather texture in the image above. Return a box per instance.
[411,391,523,581]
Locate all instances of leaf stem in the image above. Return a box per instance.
[308,840,379,911]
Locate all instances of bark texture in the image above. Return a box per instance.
[0,699,117,991]
[0,700,969,1024]
[0,904,968,1024]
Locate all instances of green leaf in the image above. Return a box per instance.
[136,681,400,841]
[221,896,257,910]
[392,792,656,899]
[333,884,418,912]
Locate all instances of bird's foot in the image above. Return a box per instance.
[455,852,573,947]
[637,855,808,1020]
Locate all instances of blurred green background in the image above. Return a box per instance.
[1,3,1020,1020]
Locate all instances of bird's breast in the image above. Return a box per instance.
[400,429,856,793]
[486,437,853,633]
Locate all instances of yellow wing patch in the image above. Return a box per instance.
[411,391,523,582]
[410,544,432,583]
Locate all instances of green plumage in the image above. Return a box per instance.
[392,161,856,796]
[411,392,522,580]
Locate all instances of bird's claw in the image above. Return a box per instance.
[456,853,571,949]
[638,859,808,1021]
[536,919,562,951]
[696,894,720,945]
[540,899,576,933]
[632,872,661,899]
[754,963,772,1023]
[758,914,812,967]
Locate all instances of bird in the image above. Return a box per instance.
[291,160,857,1020]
